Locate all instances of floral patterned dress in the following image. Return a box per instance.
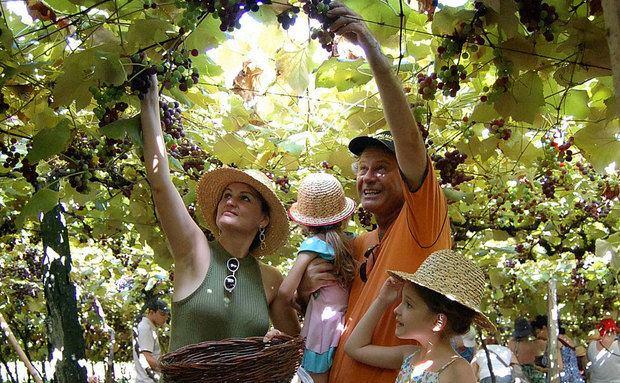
[395,351,459,383]
[560,345,585,383]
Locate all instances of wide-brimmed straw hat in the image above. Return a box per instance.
[288,173,356,227]
[388,249,496,332]
[196,167,289,257]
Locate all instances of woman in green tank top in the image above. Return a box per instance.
[140,76,300,352]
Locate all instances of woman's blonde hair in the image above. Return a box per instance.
[307,223,356,288]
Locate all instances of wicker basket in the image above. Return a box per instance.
[160,334,305,383]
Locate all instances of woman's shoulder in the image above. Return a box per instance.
[440,358,476,383]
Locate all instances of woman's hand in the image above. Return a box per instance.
[376,276,403,306]
[263,329,284,342]
[142,74,159,106]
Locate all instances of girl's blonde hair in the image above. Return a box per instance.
[307,223,355,288]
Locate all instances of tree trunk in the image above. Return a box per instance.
[601,0,620,114]
[547,279,560,383]
[41,202,88,383]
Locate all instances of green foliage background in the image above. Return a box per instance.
[0,0,618,365]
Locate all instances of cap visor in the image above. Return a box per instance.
[349,136,394,156]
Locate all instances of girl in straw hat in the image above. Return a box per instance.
[345,249,496,383]
[140,76,299,352]
[278,172,357,383]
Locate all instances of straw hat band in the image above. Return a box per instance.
[288,173,356,227]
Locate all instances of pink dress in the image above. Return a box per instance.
[299,237,349,374]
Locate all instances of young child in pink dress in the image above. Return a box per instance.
[279,173,356,383]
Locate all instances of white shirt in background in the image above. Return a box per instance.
[587,340,620,383]
[472,344,513,379]
[132,316,161,383]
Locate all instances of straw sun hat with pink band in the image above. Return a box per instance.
[289,173,356,227]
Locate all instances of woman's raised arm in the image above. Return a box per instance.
[140,75,208,267]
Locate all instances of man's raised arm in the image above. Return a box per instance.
[328,2,428,189]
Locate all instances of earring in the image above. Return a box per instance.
[218,228,222,237]
[259,227,266,250]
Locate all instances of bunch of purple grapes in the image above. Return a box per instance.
[301,0,337,52]
[417,73,438,101]
[160,100,184,139]
[184,0,266,32]
[515,0,558,41]
[431,149,473,186]
[128,52,156,99]
[1,138,21,170]
[489,118,511,140]
[540,174,556,198]
[437,65,466,98]
[277,6,300,30]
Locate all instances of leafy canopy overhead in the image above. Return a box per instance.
[0,0,618,362]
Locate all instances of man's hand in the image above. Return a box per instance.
[297,257,336,303]
[326,2,378,52]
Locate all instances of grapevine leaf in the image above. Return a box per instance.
[185,17,225,52]
[52,47,126,108]
[573,119,620,173]
[43,0,80,13]
[497,0,519,39]
[563,90,590,119]
[431,7,475,36]
[101,115,143,146]
[23,94,61,129]
[494,71,544,123]
[126,18,171,50]
[276,45,316,95]
[500,37,539,71]
[315,59,372,91]
[212,133,255,166]
[16,189,59,227]
[347,0,410,48]
[26,119,72,163]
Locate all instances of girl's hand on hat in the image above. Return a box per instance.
[376,276,403,306]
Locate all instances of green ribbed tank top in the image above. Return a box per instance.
[169,241,270,352]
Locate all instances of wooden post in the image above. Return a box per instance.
[0,312,44,383]
[105,328,116,383]
[547,279,560,383]
[601,0,620,114]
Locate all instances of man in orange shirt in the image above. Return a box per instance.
[300,3,452,383]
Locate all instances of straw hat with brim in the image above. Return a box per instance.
[388,249,496,332]
[196,167,289,258]
[289,173,356,227]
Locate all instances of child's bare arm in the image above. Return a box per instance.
[278,251,317,307]
[344,277,416,369]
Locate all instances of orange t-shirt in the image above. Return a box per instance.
[329,160,451,383]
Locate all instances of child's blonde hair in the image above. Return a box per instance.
[307,223,355,288]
